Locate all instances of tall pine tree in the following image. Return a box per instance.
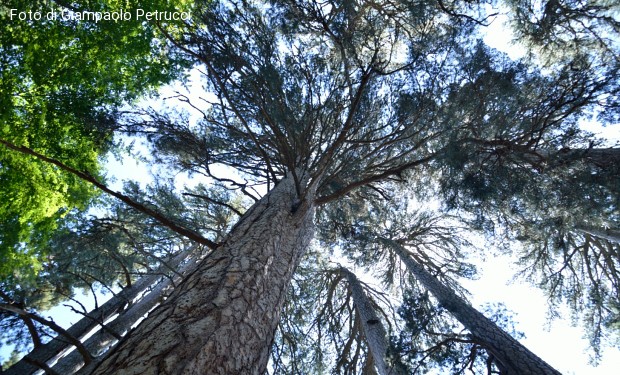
[2,0,618,373]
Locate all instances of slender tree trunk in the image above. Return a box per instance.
[88,173,315,375]
[62,276,171,374]
[393,244,562,375]
[5,248,195,375]
[537,147,620,170]
[576,226,620,244]
[572,147,620,169]
[56,247,201,374]
[341,267,399,375]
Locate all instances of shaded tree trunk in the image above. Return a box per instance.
[341,267,399,375]
[567,147,620,169]
[534,147,620,171]
[393,244,562,375]
[5,248,196,375]
[576,226,620,244]
[88,173,315,375]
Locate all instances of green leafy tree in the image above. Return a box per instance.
[0,0,190,280]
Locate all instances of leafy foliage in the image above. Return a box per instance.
[0,0,191,280]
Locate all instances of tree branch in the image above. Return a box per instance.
[182,192,244,216]
[315,153,436,205]
[0,304,93,365]
[0,138,220,250]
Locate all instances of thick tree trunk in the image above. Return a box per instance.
[576,226,620,244]
[393,244,562,375]
[5,248,196,375]
[341,267,399,375]
[88,173,315,375]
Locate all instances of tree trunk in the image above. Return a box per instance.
[341,267,396,375]
[576,226,620,244]
[56,247,202,374]
[572,147,620,169]
[87,173,315,375]
[5,248,196,375]
[537,147,620,170]
[393,244,562,375]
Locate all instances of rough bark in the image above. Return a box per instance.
[5,248,195,375]
[393,244,562,375]
[341,267,399,375]
[87,173,315,375]
[576,226,620,244]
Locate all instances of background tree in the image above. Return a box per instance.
[395,290,526,375]
[1,180,240,374]
[271,256,406,374]
[433,37,620,357]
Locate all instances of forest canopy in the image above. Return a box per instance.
[0,0,619,374]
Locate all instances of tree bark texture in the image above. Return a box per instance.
[5,248,195,375]
[88,174,315,375]
[341,267,395,375]
[394,244,562,375]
